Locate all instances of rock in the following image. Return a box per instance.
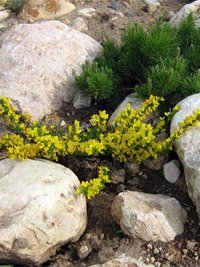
[110,168,126,184]
[0,159,87,265]
[0,0,6,9]
[111,191,187,242]
[0,9,11,20]
[109,93,157,124]
[124,161,140,176]
[170,93,200,218]
[19,0,75,21]
[144,133,169,170]
[73,91,92,109]
[169,0,200,26]
[76,242,92,259]
[163,160,181,184]
[144,0,160,13]
[0,21,101,120]
[78,8,96,18]
[144,156,167,171]
[107,2,121,11]
[109,93,143,123]
[91,253,153,267]
[71,17,88,32]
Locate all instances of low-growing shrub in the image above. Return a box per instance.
[1,96,200,198]
[6,0,26,14]
[75,62,117,101]
[76,14,200,109]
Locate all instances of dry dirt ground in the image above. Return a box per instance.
[1,0,200,266]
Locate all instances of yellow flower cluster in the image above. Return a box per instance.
[0,95,200,165]
[75,166,110,199]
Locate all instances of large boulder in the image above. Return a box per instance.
[0,159,87,265]
[19,0,75,21]
[171,93,200,218]
[169,0,200,26]
[111,191,187,242]
[0,20,101,120]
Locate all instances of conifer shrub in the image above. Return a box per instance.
[6,0,26,14]
[75,14,200,109]
[75,61,117,101]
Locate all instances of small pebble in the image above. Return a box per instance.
[107,2,121,11]
[183,249,188,255]
[147,243,153,250]
[154,248,160,254]
[150,256,156,263]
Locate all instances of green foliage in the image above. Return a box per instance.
[136,57,188,106]
[75,61,117,101]
[119,23,146,83]
[76,14,200,108]
[1,96,200,198]
[6,0,26,14]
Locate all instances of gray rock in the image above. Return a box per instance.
[163,160,181,183]
[124,161,140,176]
[144,0,160,13]
[0,9,11,20]
[110,168,126,184]
[170,93,200,218]
[109,93,143,123]
[169,0,200,26]
[107,2,121,11]
[144,156,167,171]
[73,91,92,109]
[109,93,156,124]
[91,253,154,267]
[71,17,88,32]
[0,21,101,120]
[111,191,187,242]
[0,159,87,265]
[19,0,75,21]
[78,8,96,18]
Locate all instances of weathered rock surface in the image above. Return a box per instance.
[0,21,101,120]
[78,8,96,18]
[0,0,6,9]
[0,159,87,265]
[144,0,160,13]
[73,91,92,109]
[109,93,156,123]
[163,160,181,184]
[111,191,187,242]
[171,93,200,218]
[170,0,200,26]
[91,253,153,267]
[19,0,75,21]
[0,10,11,20]
[109,94,143,123]
[71,17,88,32]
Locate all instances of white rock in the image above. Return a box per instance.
[0,21,101,120]
[144,0,160,13]
[163,160,181,183]
[73,91,92,109]
[109,93,143,123]
[111,191,187,242]
[78,8,96,18]
[19,0,75,21]
[0,159,87,265]
[71,17,88,32]
[0,0,6,9]
[0,9,11,20]
[170,0,200,26]
[170,93,200,218]
[91,254,153,267]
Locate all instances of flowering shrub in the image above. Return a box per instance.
[75,166,110,200]
[1,95,200,198]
